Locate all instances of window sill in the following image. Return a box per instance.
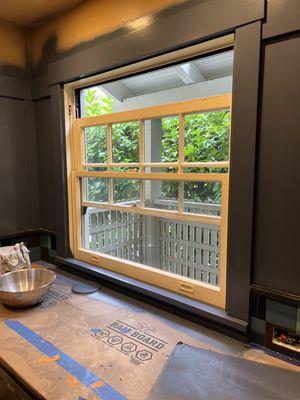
[55,256,248,338]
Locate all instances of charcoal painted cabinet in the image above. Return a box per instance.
[253,35,300,296]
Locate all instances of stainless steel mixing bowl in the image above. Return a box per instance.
[0,269,56,308]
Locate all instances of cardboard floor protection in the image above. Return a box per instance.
[147,343,300,400]
[0,274,202,400]
[1,269,299,400]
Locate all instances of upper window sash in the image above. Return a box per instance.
[76,94,231,127]
[74,94,231,172]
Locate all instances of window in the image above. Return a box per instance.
[66,45,233,308]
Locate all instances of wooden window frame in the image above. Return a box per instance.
[66,92,231,309]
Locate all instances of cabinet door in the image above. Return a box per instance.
[253,35,300,295]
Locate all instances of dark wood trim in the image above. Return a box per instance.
[50,85,70,258]
[226,22,262,321]
[0,229,55,241]
[48,0,264,85]
[0,74,49,102]
[55,256,248,338]
[263,0,300,40]
[251,284,300,306]
[250,343,300,367]
[0,75,31,100]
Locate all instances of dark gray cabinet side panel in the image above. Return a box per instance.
[263,0,300,39]
[0,98,32,234]
[35,98,56,233]
[48,0,265,84]
[253,36,300,296]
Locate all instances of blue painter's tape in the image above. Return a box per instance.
[5,320,127,400]
[91,328,101,334]
[95,384,128,399]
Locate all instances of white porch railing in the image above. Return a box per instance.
[84,200,221,287]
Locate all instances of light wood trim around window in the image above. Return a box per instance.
[76,94,231,128]
[66,91,231,309]
[82,161,229,168]
[75,246,223,307]
[82,201,221,225]
[74,170,227,182]
[70,170,226,308]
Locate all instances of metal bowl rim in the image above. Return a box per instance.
[0,269,56,294]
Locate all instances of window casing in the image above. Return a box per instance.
[64,35,234,308]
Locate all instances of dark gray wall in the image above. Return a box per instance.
[0,94,40,236]
[253,34,300,296]
[0,32,40,237]
[34,97,56,233]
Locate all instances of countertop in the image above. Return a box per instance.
[0,262,298,400]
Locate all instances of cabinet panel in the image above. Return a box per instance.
[253,36,300,296]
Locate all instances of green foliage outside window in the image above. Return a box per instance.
[112,122,139,163]
[83,87,229,205]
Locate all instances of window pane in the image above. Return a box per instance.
[144,116,179,163]
[184,181,221,216]
[83,208,144,263]
[184,110,230,162]
[113,179,140,204]
[112,167,140,172]
[81,87,114,117]
[144,180,179,211]
[84,167,108,172]
[184,167,228,174]
[112,121,139,163]
[144,167,178,173]
[83,178,109,203]
[84,126,107,164]
[82,209,220,287]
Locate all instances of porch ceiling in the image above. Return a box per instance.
[102,50,234,100]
